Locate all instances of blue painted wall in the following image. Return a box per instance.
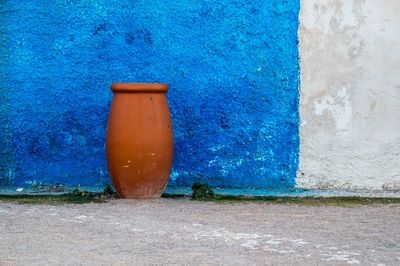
[0,0,300,191]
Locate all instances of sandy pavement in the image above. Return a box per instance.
[0,199,399,265]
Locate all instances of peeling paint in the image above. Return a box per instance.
[314,87,352,136]
[298,0,400,190]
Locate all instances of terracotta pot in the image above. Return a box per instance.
[106,82,174,199]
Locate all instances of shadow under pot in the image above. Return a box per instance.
[106,82,174,199]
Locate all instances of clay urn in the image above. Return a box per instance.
[106,82,174,199]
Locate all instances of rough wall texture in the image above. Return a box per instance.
[0,1,300,190]
[298,0,400,190]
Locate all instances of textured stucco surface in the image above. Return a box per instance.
[298,0,400,190]
[0,1,300,190]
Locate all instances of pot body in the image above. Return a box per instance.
[106,83,173,199]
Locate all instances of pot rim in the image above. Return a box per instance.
[111,82,168,93]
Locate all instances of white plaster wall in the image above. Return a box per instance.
[298,0,400,190]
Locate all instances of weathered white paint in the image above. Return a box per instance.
[298,0,400,190]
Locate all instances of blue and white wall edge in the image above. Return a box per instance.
[1,0,399,194]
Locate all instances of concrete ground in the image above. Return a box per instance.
[0,199,399,265]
